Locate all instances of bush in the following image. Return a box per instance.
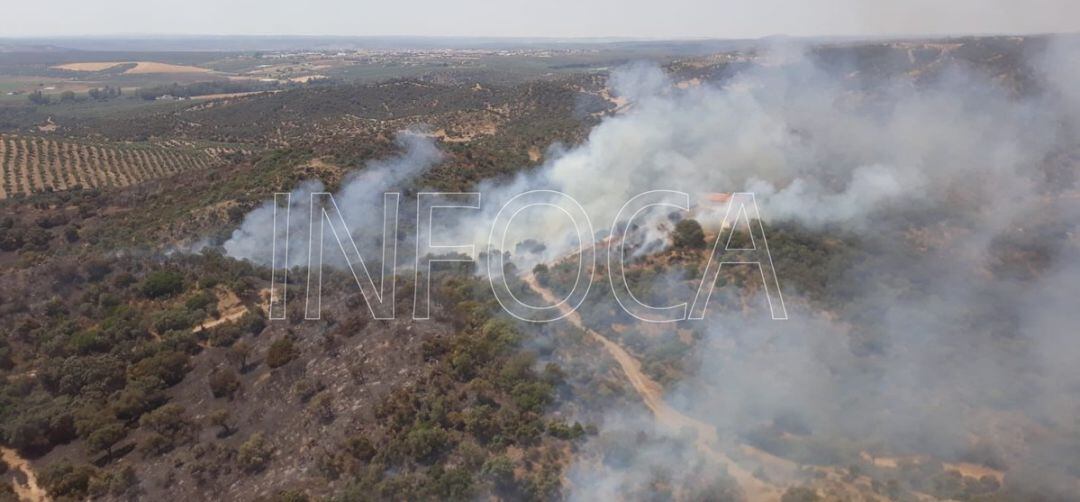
[672,219,707,249]
[271,490,310,502]
[405,425,450,463]
[547,421,585,440]
[510,381,554,413]
[40,462,96,499]
[238,432,272,472]
[138,404,189,454]
[152,307,200,333]
[141,270,185,299]
[240,311,267,335]
[345,435,376,462]
[266,338,297,368]
[110,377,166,420]
[782,486,822,502]
[208,323,243,347]
[207,409,233,437]
[208,368,240,399]
[129,351,191,386]
[86,422,126,455]
[185,290,216,311]
[481,456,516,494]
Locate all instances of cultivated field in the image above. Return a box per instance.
[123,62,213,74]
[51,62,126,72]
[51,61,212,74]
[0,135,241,198]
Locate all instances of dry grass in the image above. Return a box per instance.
[124,62,211,74]
[51,62,125,72]
[52,61,212,74]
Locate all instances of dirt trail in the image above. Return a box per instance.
[192,288,249,334]
[1,447,49,502]
[524,274,784,501]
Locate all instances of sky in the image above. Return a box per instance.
[2,0,1077,39]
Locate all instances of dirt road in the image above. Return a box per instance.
[1,447,48,502]
[524,274,784,501]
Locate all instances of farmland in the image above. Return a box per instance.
[0,135,243,198]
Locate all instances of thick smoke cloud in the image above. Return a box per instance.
[556,40,1080,498]
[217,37,1080,497]
[443,42,1071,267]
[223,131,440,268]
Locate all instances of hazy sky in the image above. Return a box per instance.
[3,0,1077,38]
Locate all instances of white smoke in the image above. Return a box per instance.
[442,44,1066,267]
[558,39,1080,498]
[223,131,441,267]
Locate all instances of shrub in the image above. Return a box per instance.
[40,463,96,499]
[208,323,243,347]
[546,421,585,440]
[481,456,516,494]
[672,219,706,249]
[404,425,450,463]
[238,432,272,472]
[141,270,184,299]
[86,422,126,455]
[152,307,200,333]
[208,368,240,399]
[138,404,189,454]
[781,486,822,502]
[227,340,253,371]
[345,435,376,462]
[510,381,554,413]
[240,311,267,335]
[207,409,233,437]
[272,490,310,502]
[129,351,191,386]
[185,290,216,311]
[110,377,167,420]
[309,392,335,423]
[266,338,297,368]
[292,378,325,403]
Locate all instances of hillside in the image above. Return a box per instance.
[0,33,1079,502]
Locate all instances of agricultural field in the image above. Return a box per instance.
[0,135,244,198]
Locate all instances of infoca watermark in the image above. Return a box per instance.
[266,190,787,323]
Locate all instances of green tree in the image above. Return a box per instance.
[86,423,126,457]
[227,340,254,371]
[404,425,450,463]
[40,463,95,499]
[138,403,189,453]
[141,270,185,299]
[673,219,707,249]
[481,456,517,495]
[129,350,190,386]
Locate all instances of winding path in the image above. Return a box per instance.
[524,274,784,501]
[1,447,48,502]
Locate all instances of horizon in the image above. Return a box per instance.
[3,0,1077,40]
[4,31,1076,54]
